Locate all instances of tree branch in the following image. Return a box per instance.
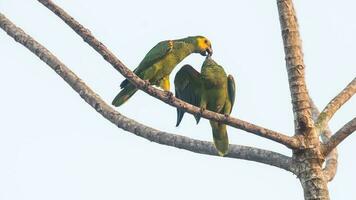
[315,78,356,133]
[0,12,297,173]
[276,0,314,135]
[37,0,300,149]
[323,118,356,156]
[310,98,338,182]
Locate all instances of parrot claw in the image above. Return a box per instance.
[224,114,230,120]
[143,80,150,89]
[164,91,174,102]
[199,107,205,116]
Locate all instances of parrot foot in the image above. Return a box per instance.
[143,80,151,89]
[199,107,206,116]
[164,91,174,102]
[224,114,230,120]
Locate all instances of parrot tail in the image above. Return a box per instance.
[112,84,138,107]
[210,121,229,156]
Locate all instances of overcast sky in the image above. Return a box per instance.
[0,0,355,199]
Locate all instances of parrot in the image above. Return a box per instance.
[174,57,236,156]
[112,36,213,107]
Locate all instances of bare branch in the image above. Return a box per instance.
[37,0,300,149]
[313,78,356,181]
[310,98,338,182]
[0,12,296,173]
[276,0,314,134]
[323,118,356,156]
[316,78,356,133]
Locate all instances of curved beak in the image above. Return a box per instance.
[206,47,213,57]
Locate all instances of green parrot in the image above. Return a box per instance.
[174,58,236,156]
[112,36,213,107]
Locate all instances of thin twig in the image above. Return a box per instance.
[0,12,297,173]
[37,0,300,149]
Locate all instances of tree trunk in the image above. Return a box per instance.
[2,1,356,199]
[295,148,330,200]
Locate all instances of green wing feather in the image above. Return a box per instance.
[227,74,236,112]
[174,65,203,126]
[120,40,173,88]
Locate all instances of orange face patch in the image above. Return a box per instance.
[197,37,211,50]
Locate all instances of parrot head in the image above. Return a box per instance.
[193,36,213,57]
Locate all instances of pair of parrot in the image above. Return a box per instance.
[112,36,236,156]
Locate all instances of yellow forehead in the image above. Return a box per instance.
[197,37,210,48]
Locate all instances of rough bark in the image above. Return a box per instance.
[296,152,329,200]
[316,78,356,134]
[37,0,300,149]
[276,0,314,135]
[323,117,356,156]
[310,98,338,182]
[1,0,354,199]
[0,12,296,173]
[277,0,329,199]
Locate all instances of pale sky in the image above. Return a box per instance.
[0,0,355,199]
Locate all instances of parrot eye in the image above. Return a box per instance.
[204,39,208,44]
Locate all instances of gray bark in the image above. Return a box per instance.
[37,0,300,149]
[323,118,356,156]
[0,12,296,173]
[1,0,355,199]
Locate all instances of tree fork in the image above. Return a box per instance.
[277,0,330,199]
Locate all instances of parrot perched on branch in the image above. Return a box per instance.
[174,58,236,156]
[112,36,213,107]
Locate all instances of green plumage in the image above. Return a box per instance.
[112,36,212,107]
[174,58,236,156]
